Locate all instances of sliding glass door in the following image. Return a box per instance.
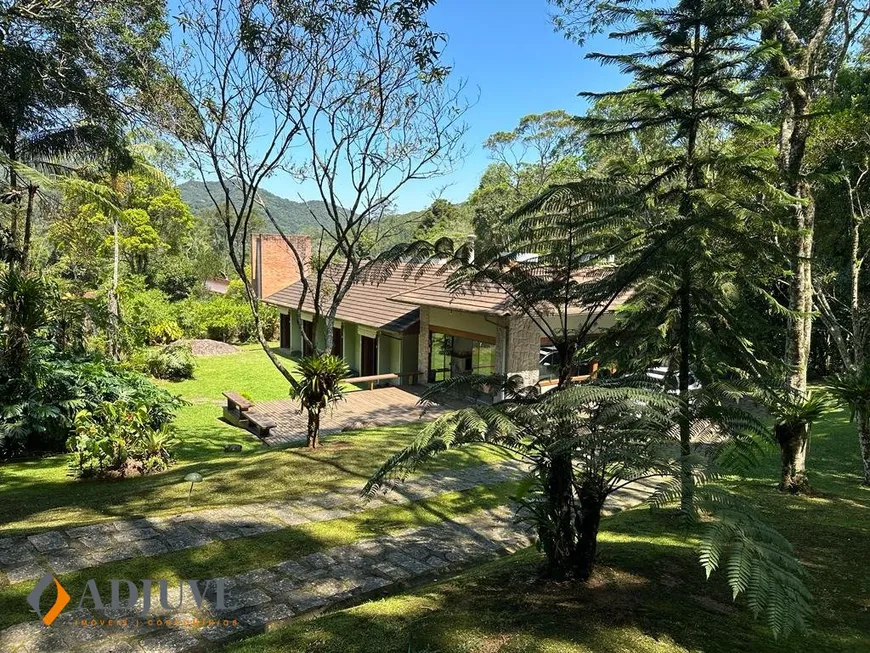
[428,332,495,383]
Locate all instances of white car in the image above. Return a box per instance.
[645,366,702,394]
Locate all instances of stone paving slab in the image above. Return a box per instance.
[0,460,527,585]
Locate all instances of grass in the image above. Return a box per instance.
[225,409,870,653]
[0,346,509,535]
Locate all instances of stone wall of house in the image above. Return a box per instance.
[417,306,430,383]
[251,234,311,299]
[504,314,540,387]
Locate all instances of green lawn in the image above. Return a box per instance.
[0,346,508,535]
[226,410,870,653]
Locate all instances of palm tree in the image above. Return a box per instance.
[758,387,834,492]
[0,124,131,271]
[369,374,682,579]
[365,370,811,636]
[289,353,349,449]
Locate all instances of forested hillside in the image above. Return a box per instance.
[178,181,330,234]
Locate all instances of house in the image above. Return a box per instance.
[255,233,625,391]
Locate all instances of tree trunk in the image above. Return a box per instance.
[786,184,814,395]
[776,421,810,493]
[573,489,604,582]
[306,410,320,449]
[20,185,36,271]
[106,218,121,361]
[678,264,694,513]
[857,406,870,486]
[7,136,19,264]
[850,203,864,369]
[540,453,578,579]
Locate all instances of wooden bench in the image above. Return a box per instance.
[246,412,277,438]
[222,391,254,427]
[345,372,399,390]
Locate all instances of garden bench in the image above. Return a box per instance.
[246,412,277,438]
[345,372,399,390]
[222,391,254,427]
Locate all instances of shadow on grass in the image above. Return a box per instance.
[228,499,870,653]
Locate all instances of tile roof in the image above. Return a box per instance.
[264,262,632,331]
[263,264,436,332]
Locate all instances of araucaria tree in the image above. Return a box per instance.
[366,202,811,636]
[537,0,787,500]
[159,0,466,447]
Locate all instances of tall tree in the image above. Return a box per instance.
[0,0,166,269]
[367,200,810,638]
[545,0,786,502]
[159,0,467,447]
[812,66,870,483]
[550,0,870,495]
[470,110,583,247]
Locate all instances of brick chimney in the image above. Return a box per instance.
[251,234,311,299]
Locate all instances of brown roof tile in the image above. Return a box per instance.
[264,263,631,331]
[264,264,439,332]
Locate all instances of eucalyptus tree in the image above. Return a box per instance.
[470,110,584,248]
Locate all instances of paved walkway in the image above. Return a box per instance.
[0,461,527,586]
[247,385,467,446]
[0,477,660,653]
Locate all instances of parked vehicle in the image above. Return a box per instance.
[645,366,702,394]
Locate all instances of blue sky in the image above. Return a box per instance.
[257,0,629,213]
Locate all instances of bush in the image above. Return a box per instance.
[146,320,183,345]
[121,282,182,348]
[147,342,196,381]
[0,350,185,458]
[68,399,178,479]
[177,293,278,343]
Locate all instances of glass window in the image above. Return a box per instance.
[472,340,495,375]
[429,333,453,382]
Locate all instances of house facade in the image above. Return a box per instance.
[255,233,620,391]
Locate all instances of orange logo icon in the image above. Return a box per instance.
[27,574,70,626]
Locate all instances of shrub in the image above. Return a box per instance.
[146,342,196,381]
[146,320,183,345]
[121,283,182,348]
[0,351,185,458]
[68,399,178,479]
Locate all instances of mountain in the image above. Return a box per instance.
[178,180,330,235]
[178,180,470,244]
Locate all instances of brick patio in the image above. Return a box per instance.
[245,385,466,446]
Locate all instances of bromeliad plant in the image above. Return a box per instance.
[289,353,349,449]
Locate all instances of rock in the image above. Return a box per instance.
[182,339,241,356]
[341,421,372,432]
[224,444,243,453]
